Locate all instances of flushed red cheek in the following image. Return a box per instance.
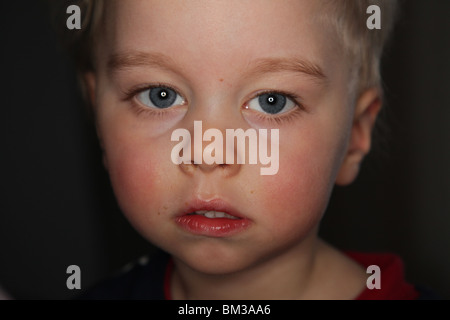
[258,153,330,234]
[107,149,165,220]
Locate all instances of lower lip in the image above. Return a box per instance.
[175,214,251,237]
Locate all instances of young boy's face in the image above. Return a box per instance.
[89,0,373,274]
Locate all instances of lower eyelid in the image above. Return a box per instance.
[130,99,187,119]
[252,107,303,124]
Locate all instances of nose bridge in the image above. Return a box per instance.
[177,96,248,176]
[188,89,241,126]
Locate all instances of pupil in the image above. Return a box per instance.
[258,93,286,114]
[149,87,177,108]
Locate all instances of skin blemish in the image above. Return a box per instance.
[250,190,255,194]
[219,78,224,82]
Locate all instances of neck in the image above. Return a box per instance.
[170,236,322,300]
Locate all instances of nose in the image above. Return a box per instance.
[177,121,242,177]
[181,160,238,174]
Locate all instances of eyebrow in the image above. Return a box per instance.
[246,57,327,84]
[108,51,180,75]
[108,51,327,83]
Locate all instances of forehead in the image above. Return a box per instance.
[101,0,341,82]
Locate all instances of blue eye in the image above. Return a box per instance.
[247,92,296,115]
[137,86,185,109]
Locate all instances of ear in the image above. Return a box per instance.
[83,72,109,170]
[335,87,382,186]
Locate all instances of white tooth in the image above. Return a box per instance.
[224,213,238,220]
[196,210,240,219]
[204,211,216,218]
[214,211,225,218]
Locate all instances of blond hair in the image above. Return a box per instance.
[50,0,398,97]
[319,0,399,95]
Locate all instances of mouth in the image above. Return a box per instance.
[187,210,240,220]
[175,198,251,237]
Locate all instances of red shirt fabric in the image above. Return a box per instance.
[164,252,420,300]
[347,252,419,300]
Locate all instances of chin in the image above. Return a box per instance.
[171,242,257,276]
[189,260,246,275]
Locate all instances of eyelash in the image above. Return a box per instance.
[122,84,306,123]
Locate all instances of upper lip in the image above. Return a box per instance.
[178,198,246,220]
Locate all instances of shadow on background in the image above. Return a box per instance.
[0,0,449,299]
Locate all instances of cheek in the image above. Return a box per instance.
[256,124,346,237]
[109,147,160,209]
[100,124,176,228]
[95,92,187,224]
[259,154,329,235]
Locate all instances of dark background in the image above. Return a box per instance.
[1,0,449,299]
